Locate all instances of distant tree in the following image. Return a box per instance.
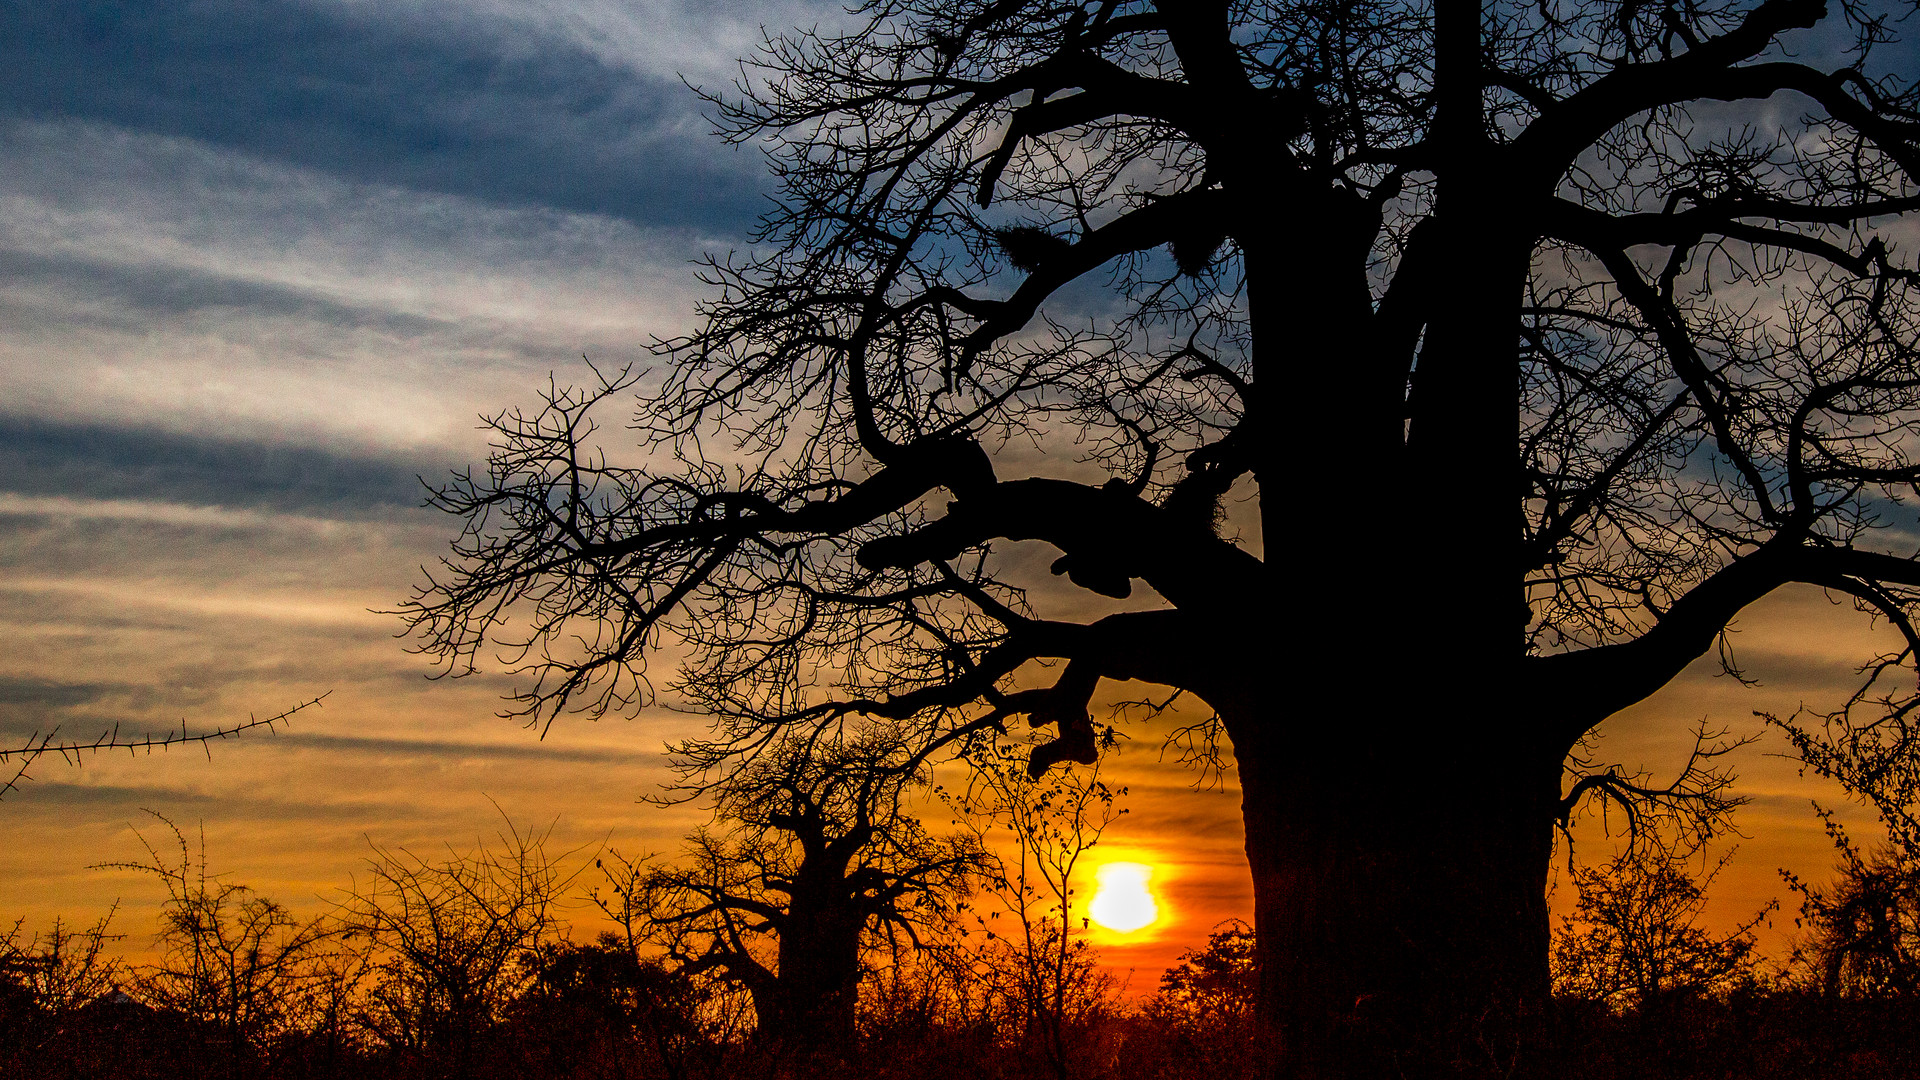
[101,813,334,1071]
[338,815,578,1074]
[0,909,126,1072]
[948,738,1122,1080]
[598,733,985,1057]
[1786,835,1920,998]
[0,909,125,1018]
[1551,844,1771,1011]
[402,0,1920,1071]
[1772,702,1920,996]
[1152,920,1258,1027]
[507,935,740,1080]
[1141,921,1261,1080]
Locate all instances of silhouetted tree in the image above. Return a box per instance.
[103,814,334,1074]
[598,733,985,1057]
[338,815,578,1075]
[1787,837,1920,998]
[949,738,1122,1080]
[402,0,1920,1072]
[1552,845,1771,1011]
[0,910,126,1073]
[0,910,124,1017]
[1772,702,1920,996]
[508,936,739,1080]
[1152,921,1258,1027]
[1143,921,1261,1079]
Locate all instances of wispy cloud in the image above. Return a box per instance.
[0,418,433,516]
[0,0,768,227]
[326,0,854,87]
[0,116,713,450]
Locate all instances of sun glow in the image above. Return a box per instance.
[1087,862,1160,933]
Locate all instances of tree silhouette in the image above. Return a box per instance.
[1787,835,1920,998]
[1772,706,1920,997]
[402,0,1920,1072]
[1146,921,1261,1075]
[0,910,126,1074]
[508,937,740,1080]
[946,736,1122,1080]
[597,734,984,1057]
[101,813,335,1072]
[1551,845,1771,1011]
[337,816,579,1074]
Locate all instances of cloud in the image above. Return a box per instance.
[331,0,854,88]
[12,778,419,823]
[0,0,768,229]
[269,730,657,765]
[0,116,710,452]
[0,416,433,518]
[0,676,118,709]
[0,116,710,329]
[0,248,458,339]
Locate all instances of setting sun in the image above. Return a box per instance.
[1088,862,1160,933]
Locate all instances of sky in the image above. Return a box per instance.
[0,0,1898,993]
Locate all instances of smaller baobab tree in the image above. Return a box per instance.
[598,731,986,1056]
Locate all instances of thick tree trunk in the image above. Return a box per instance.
[761,893,864,1056]
[1230,705,1559,1078]
[1221,1,1540,1063]
[1232,197,1541,1068]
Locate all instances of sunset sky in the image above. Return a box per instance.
[0,0,1895,989]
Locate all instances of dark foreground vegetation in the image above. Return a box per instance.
[6,811,1919,1080]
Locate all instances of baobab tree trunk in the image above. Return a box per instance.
[762,895,864,1056]
[1230,204,1542,1070]
[1231,188,1547,1068]
[1231,702,1560,1079]
[1227,16,1553,1059]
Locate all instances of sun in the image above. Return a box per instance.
[1088,862,1160,933]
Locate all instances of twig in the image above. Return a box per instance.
[0,694,328,801]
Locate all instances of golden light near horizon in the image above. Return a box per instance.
[1088,862,1160,933]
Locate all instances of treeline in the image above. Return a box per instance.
[0,735,1205,1080]
[5,833,1920,1080]
[0,813,1208,1080]
[1539,706,1920,1079]
[1541,838,1920,1079]
[7,713,1920,1080]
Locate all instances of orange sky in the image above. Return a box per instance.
[0,564,1887,993]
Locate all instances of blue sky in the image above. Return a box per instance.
[0,0,800,456]
[0,0,768,227]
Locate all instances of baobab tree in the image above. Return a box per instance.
[597,734,984,1055]
[403,0,1920,1073]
